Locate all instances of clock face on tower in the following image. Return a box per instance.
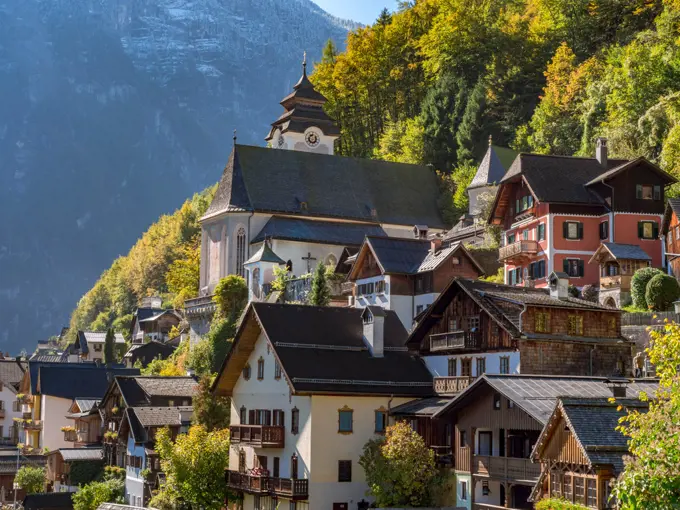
[305,131,320,148]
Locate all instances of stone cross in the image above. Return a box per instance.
[302,252,317,273]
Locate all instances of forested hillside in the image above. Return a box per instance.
[311,0,679,187]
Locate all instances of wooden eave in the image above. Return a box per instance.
[347,238,386,281]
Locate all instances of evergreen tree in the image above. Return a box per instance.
[420,73,468,171]
[377,8,392,26]
[103,328,116,364]
[309,263,331,307]
[456,79,488,164]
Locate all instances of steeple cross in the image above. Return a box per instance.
[302,252,317,273]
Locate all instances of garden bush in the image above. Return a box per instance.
[631,267,664,308]
[645,273,680,311]
[535,498,589,510]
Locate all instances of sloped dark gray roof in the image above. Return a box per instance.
[390,397,452,417]
[37,365,140,399]
[501,154,629,204]
[75,399,98,413]
[23,492,73,510]
[252,216,387,247]
[204,144,446,228]
[601,242,652,261]
[134,307,167,322]
[136,377,198,397]
[58,448,103,461]
[220,303,434,397]
[0,360,26,385]
[469,145,517,189]
[668,197,680,216]
[79,331,125,344]
[29,354,66,363]
[244,243,286,265]
[123,341,176,367]
[132,406,192,427]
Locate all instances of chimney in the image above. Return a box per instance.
[141,296,163,309]
[605,378,629,399]
[361,307,385,358]
[413,225,428,240]
[596,137,608,167]
[430,235,443,254]
[548,272,570,300]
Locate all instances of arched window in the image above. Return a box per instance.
[286,260,293,272]
[236,227,246,277]
[251,267,261,298]
[257,357,265,380]
[243,363,251,381]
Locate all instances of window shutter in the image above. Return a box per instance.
[638,222,644,239]
[249,410,255,425]
[578,260,585,277]
[563,222,568,238]
[577,222,583,239]
[563,259,569,273]
[653,222,659,239]
[636,185,643,199]
[265,410,272,426]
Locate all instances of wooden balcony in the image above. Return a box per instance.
[225,471,308,500]
[600,274,632,291]
[499,240,539,262]
[225,471,271,495]
[430,331,480,352]
[23,420,42,431]
[455,446,471,472]
[473,455,541,483]
[434,376,475,395]
[429,445,453,466]
[229,425,285,448]
[63,430,77,442]
[270,477,309,500]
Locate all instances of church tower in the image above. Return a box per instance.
[265,53,340,155]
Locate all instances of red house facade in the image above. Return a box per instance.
[489,139,675,301]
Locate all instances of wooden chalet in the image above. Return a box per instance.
[589,243,652,308]
[63,398,101,446]
[531,387,652,509]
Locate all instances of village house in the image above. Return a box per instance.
[0,450,45,505]
[589,243,652,308]
[488,138,676,306]
[346,237,485,328]
[212,302,433,510]
[406,273,634,396]
[129,297,182,345]
[185,59,446,340]
[123,341,176,369]
[62,398,101,447]
[45,447,103,493]
[661,197,680,278]
[0,360,27,445]
[391,374,656,510]
[98,376,197,469]
[68,331,126,363]
[18,362,138,452]
[531,384,653,509]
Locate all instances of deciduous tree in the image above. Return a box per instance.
[14,466,45,494]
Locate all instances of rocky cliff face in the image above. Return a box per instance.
[0,0,352,351]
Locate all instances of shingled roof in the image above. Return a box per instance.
[111,376,198,408]
[0,360,26,386]
[590,242,652,263]
[468,145,517,190]
[203,144,446,228]
[214,303,433,398]
[36,365,139,400]
[252,216,387,247]
[407,278,624,350]
[661,197,680,236]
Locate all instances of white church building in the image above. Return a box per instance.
[186,59,446,337]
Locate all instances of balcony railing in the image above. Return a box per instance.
[229,425,285,448]
[63,430,77,442]
[430,331,480,352]
[429,445,453,466]
[23,420,42,430]
[225,471,309,500]
[472,455,541,482]
[434,376,475,395]
[184,295,217,317]
[499,240,539,262]
[456,446,471,472]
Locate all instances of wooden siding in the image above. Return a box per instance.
[606,162,668,214]
[667,210,680,277]
[522,307,620,339]
[427,293,515,352]
[432,250,483,291]
[455,388,543,432]
[214,311,262,396]
[543,416,589,465]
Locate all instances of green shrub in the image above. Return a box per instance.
[14,466,45,494]
[535,498,589,510]
[213,276,247,320]
[631,267,664,308]
[645,273,680,311]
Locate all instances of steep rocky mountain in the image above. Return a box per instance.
[0,0,354,352]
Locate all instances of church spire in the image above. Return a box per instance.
[302,50,307,76]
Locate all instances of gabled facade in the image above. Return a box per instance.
[130,307,181,346]
[531,393,652,508]
[63,399,101,447]
[71,331,126,362]
[213,303,434,510]
[407,275,634,395]
[0,360,27,445]
[45,447,103,492]
[489,139,676,291]
[347,237,485,328]
[589,243,652,307]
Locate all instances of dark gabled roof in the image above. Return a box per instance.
[244,243,286,265]
[390,397,452,417]
[468,145,517,190]
[407,278,620,349]
[27,361,121,395]
[446,374,657,425]
[215,303,433,397]
[37,365,140,400]
[132,406,192,427]
[134,307,167,322]
[203,144,446,229]
[0,360,26,386]
[533,396,649,474]
[75,399,98,413]
[351,237,484,278]
[112,376,198,407]
[591,242,652,263]
[123,341,176,366]
[586,157,676,185]
[252,216,387,247]
[29,354,66,363]
[501,153,629,204]
[23,492,74,510]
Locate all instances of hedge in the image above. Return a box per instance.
[535,498,589,510]
[631,267,664,308]
[645,273,680,311]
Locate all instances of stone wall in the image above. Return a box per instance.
[520,339,633,377]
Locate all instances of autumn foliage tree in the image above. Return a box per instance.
[359,421,439,507]
[613,321,680,508]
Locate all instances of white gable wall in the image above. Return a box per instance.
[40,395,72,451]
